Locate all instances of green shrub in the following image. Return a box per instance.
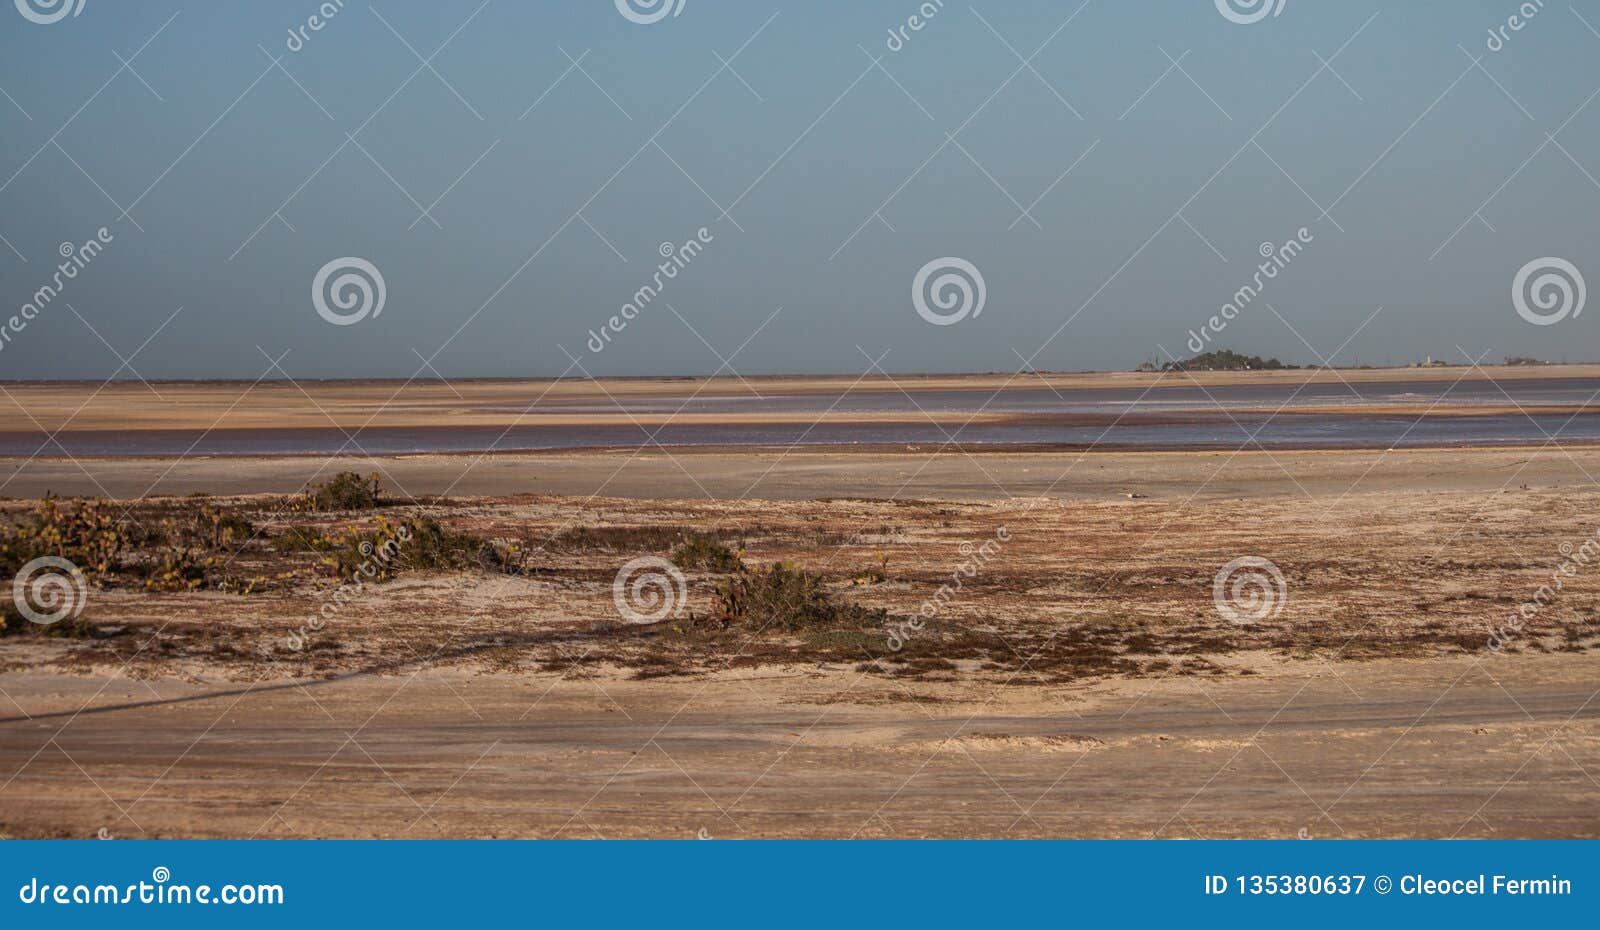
[142,550,224,592]
[273,525,336,554]
[402,517,501,571]
[300,472,382,511]
[713,562,885,631]
[671,536,743,572]
[0,496,124,579]
[0,497,265,596]
[323,517,500,581]
[160,503,255,551]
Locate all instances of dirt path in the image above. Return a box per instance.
[3,653,1596,839]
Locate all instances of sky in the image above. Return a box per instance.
[1,0,1598,380]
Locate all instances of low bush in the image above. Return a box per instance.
[0,495,124,579]
[713,562,886,632]
[322,517,500,581]
[671,536,743,572]
[0,497,263,596]
[273,525,337,554]
[187,505,255,549]
[299,472,382,511]
[402,517,501,572]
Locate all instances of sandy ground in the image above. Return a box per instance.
[1,364,1595,432]
[1,446,1598,838]
[2,654,1596,840]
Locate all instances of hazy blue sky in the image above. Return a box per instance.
[2,0,1597,379]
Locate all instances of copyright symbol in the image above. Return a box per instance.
[1374,875,1392,894]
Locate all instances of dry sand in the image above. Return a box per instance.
[2,448,1598,838]
[3,369,1598,838]
[3,654,1595,839]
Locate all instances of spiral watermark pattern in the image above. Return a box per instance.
[12,556,87,625]
[312,257,386,326]
[913,257,986,326]
[1512,257,1585,326]
[15,0,85,25]
[1215,0,1286,25]
[615,0,685,25]
[612,556,687,624]
[1212,556,1287,625]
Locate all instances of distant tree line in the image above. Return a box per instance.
[1161,349,1297,372]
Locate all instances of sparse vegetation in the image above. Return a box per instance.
[323,516,500,581]
[400,517,501,572]
[272,524,337,554]
[6,486,1594,684]
[298,472,383,511]
[851,552,890,585]
[0,496,269,630]
[671,535,743,572]
[0,495,124,581]
[713,562,886,632]
[549,525,732,553]
[166,504,255,550]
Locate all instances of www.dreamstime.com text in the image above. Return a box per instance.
[587,227,714,354]
[0,228,114,356]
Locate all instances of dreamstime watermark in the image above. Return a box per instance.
[1215,0,1286,25]
[12,556,87,626]
[612,556,687,624]
[1,228,114,356]
[886,526,1010,651]
[1485,0,1545,52]
[615,0,684,25]
[286,522,411,651]
[18,867,284,907]
[1487,527,1599,653]
[1184,227,1312,355]
[312,257,386,326]
[1212,556,1287,625]
[884,0,945,53]
[14,0,85,25]
[587,228,713,354]
[1512,257,1584,326]
[913,257,986,326]
[284,0,345,53]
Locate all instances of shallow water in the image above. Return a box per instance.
[7,377,1599,456]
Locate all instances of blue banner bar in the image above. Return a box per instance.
[1,840,1591,927]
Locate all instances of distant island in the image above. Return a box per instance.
[1159,349,1297,372]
